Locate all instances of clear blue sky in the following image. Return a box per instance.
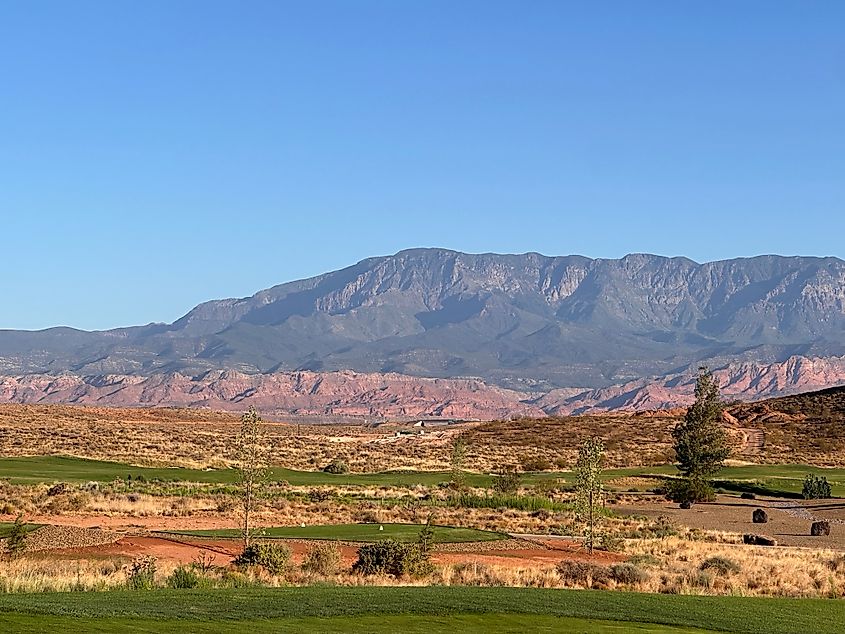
[2,1,843,330]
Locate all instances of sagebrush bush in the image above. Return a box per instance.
[700,556,740,576]
[301,542,342,576]
[126,556,157,590]
[322,460,349,475]
[492,468,521,494]
[555,560,610,587]
[234,543,291,575]
[519,455,553,472]
[610,563,648,585]
[352,539,432,578]
[166,565,201,589]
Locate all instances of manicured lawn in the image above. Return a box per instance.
[160,522,506,543]
[0,456,842,497]
[0,586,841,634]
[0,613,715,633]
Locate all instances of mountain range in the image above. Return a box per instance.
[3,248,845,416]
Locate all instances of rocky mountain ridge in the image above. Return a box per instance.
[3,249,845,393]
[2,354,843,419]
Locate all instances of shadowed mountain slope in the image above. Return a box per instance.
[3,249,845,391]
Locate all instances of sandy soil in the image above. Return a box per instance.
[622,495,845,549]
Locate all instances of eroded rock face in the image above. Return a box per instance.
[1,354,845,418]
[0,370,544,420]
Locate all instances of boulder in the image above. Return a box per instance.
[752,509,768,524]
[743,534,777,546]
[740,492,756,500]
[679,501,692,509]
[811,521,831,537]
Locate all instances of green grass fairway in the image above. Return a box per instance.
[0,613,715,633]
[160,522,506,543]
[0,586,841,634]
[0,456,842,497]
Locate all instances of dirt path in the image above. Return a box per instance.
[738,427,764,455]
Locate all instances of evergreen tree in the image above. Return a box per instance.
[671,368,730,504]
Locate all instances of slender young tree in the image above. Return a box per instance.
[671,367,730,504]
[449,436,468,490]
[574,436,605,554]
[236,406,270,547]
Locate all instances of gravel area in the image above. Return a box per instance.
[22,525,121,552]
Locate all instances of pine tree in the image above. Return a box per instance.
[671,368,730,504]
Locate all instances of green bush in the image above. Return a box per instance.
[667,478,715,504]
[597,533,624,552]
[301,542,342,576]
[555,560,610,587]
[126,556,157,590]
[166,565,201,589]
[322,460,349,475]
[2,515,28,560]
[352,539,432,578]
[519,455,553,472]
[700,556,740,575]
[234,543,292,575]
[802,474,832,500]
[610,563,648,585]
[492,468,522,494]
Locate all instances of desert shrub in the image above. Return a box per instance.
[301,542,342,576]
[67,493,91,511]
[1,515,28,560]
[126,556,157,590]
[598,534,624,552]
[699,556,741,576]
[322,460,349,475]
[492,468,522,494]
[234,543,291,575]
[685,570,714,589]
[352,539,432,578]
[610,563,648,585]
[519,455,553,472]
[308,489,332,503]
[166,565,201,589]
[803,474,832,500]
[628,554,661,567]
[555,560,610,587]
[46,482,72,497]
[449,561,505,586]
[219,570,256,588]
[356,510,380,524]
